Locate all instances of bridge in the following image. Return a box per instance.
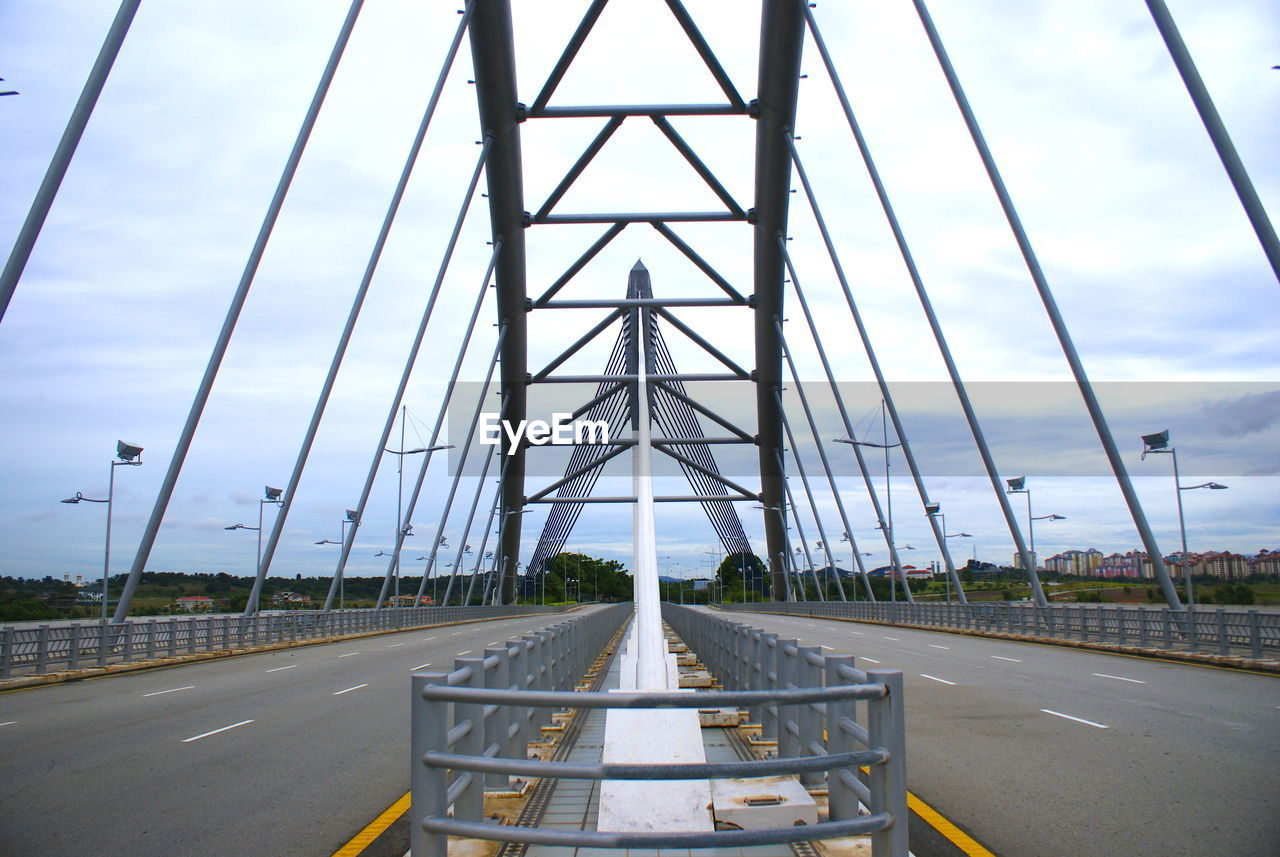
[1,1,1278,856]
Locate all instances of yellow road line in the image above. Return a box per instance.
[338,787,993,857]
[856,763,996,855]
[330,791,410,857]
[908,790,997,857]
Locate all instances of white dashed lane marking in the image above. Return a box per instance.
[182,720,254,743]
[143,685,195,697]
[333,684,368,696]
[338,652,359,658]
[1092,673,1145,684]
[1042,709,1108,729]
[928,645,950,650]
[920,674,957,686]
[266,665,297,673]
[991,656,1022,663]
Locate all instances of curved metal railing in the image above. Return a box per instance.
[410,604,908,857]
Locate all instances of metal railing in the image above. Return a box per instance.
[0,604,568,679]
[410,604,908,857]
[724,600,1279,659]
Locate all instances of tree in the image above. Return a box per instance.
[717,552,766,601]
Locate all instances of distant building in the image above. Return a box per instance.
[1045,549,1103,576]
[1198,551,1249,581]
[271,591,312,606]
[389,594,433,607]
[1094,551,1154,579]
[1250,549,1280,576]
[175,595,213,612]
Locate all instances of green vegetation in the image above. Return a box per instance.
[534,553,632,603]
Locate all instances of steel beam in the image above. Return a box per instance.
[469,0,527,605]
[752,0,805,599]
[528,104,747,119]
[537,297,744,309]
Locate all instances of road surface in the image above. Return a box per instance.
[0,610,594,857]
[728,609,1279,857]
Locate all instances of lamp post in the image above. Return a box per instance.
[62,440,143,621]
[384,417,447,608]
[891,545,915,602]
[926,511,972,603]
[838,532,872,602]
[225,486,283,603]
[1005,478,1062,580]
[835,399,905,589]
[316,510,359,610]
[1142,430,1228,609]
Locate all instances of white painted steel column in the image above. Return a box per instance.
[632,337,669,690]
[599,273,712,834]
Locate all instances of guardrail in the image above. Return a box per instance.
[664,603,908,852]
[410,603,631,854]
[409,603,908,857]
[723,600,1279,659]
[0,604,569,679]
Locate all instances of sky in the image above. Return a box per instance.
[1,0,1277,587]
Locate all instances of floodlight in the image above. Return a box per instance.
[924,503,940,514]
[345,509,360,523]
[116,440,143,462]
[1005,477,1025,492]
[1142,430,1170,451]
[264,486,283,501]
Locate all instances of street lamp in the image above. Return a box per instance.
[385,417,452,608]
[836,399,903,577]
[225,485,284,604]
[838,532,873,602]
[1003,475,1064,578]
[316,509,360,609]
[1142,430,1228,608]
[61,440,143,620]
[890,545,914,603]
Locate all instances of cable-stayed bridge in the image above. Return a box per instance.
[1,2,1277,857]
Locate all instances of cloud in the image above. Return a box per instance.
[1209,389,1280,438]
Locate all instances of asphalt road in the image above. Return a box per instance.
[0,610,596,857]
[725,609,1280,857]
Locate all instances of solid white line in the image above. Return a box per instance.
[182,720,254,743]
[333,684,368,696]
[0,721,16,727]
[338,652,359,658]
[1041,709,1108,729]
[387,643,405,648]
[928,645,950,650]
[920,674,957,686]
[884,636,900,641]
[143,685,195,697]
[862,658,881,664]
[411,662,433,671]
[991,656,1022,663]
[1092,672,1145,684]
[265,665,297,673]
